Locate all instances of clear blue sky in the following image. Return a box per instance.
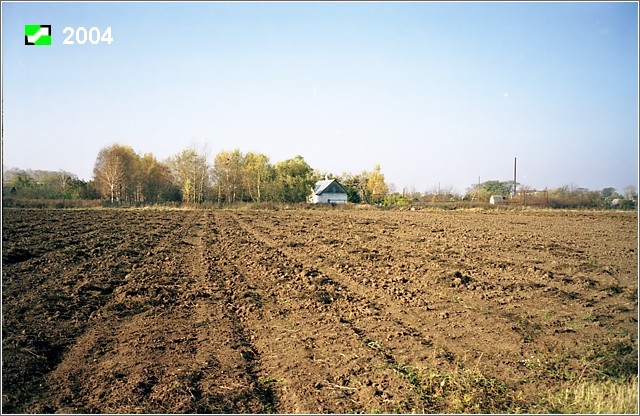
[2,1,638,194]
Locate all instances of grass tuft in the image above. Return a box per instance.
[394,364,527,413]
[546,376,638,414]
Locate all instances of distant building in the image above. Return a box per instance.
[308,179,348,204]
[489,195,506,205]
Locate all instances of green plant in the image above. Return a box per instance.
[392,364,526,413]
[259,377,283,384]
[518,355,543,370]
[583,337,638,379]
[566,319,584,330]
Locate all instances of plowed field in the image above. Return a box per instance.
[2,208,637,413]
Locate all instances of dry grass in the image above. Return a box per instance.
[2,197,102,209]
[547,376,638,414]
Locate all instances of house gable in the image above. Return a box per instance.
[309,179,348,204]
[317,180,347,195]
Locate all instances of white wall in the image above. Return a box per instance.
[489,195,505,205]
[311,193,347,204]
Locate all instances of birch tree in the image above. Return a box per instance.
[212,149,244,205]
[168,148,210,203]
[243,152,273,203]
[93,144,137,203]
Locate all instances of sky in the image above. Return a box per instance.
[2,1,638,194]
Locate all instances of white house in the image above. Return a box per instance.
[308,179,348,204]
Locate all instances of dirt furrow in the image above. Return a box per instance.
[229,209,637,397]
[208,211,436,413]
[231,211,494,364]
[18,211,267,413]
[3,208,636,414]
[2,210,184,413]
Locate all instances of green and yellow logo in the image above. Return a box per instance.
[25,25,52,45]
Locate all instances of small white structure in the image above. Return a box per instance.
[308,179,348,204]
[489,195,506,205]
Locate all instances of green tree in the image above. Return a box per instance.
[467,180,515,201]
[67,179,99,199]
[273,155,315,203]
[8,169,87,199]
[243,152,273,203]
[483,180,513,195]
[37,171,76,198]
[338,172,362,203]
[11,173,36,191]
[601,187,618,199]
[139,153,173,203]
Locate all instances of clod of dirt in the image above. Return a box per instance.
[451,271,471,287]
[3,248,34,264]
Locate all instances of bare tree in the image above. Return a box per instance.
[58,170,73,195]
[624,185,637,200]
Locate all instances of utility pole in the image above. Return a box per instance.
[513,157,517,198]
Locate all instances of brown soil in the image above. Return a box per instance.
[2,208,637,413]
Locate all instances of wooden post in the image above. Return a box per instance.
[545,188,549,206]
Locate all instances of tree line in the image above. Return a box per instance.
[2,168,98,199]
[3,144,637,209]
[91,144,390,205]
